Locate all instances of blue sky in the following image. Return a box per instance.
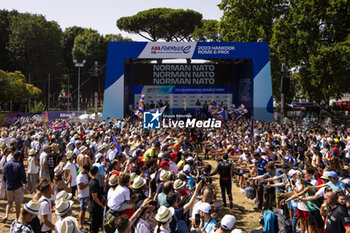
[2,0,223,40]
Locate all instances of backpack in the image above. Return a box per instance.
[103,209,120,233]
[274,209,292,233]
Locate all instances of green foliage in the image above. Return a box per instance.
[6,11,64,94]
[104,33,132,42]
[192,20,221,42]
[0,70,41,102]
[30,101,46,114]
[117,8,202,41]
[270,0,350,103]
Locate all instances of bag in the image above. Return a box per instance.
[103,209,120,233]
[273,209,292,233]
[244,187,256,199]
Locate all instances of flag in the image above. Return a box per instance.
[148,106,166,114]
[133,95,145,119]
[250,116,254,143]
[48,120,67,131]
[228,104,248,121]
[208,105,226,122]
[111,134,122,155]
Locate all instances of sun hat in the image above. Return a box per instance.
[50,143,59,149]
[28,149,36,156]
[132,176,146,189]
[198,202,212,214]
[80,146,88,153]
[54,166,64,176]
[58,216,79,233]
[66,150,74,160]
[56,190,72,202]
[173,179,186,190]
[108,142,115,149]
[220,214,236,231]
[321,173,329,180]
[130,172,137,182]
[43,144,50,150]
[55,199,74,216]
[23,200,41,215]
[109,174,119,186]
[288,169,298,177]
[183,164,191,174]
[160,170,171,181]
[155,206,175,223]
[66,142,74,151]
[98,144,106,151]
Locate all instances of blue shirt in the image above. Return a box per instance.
[203,217,216,233]
[263,210,276,233]
[4,161,26,190]
[256,159,268,175]
[92,163,104,187]
[186,175,196,189]
[326,181,346,192]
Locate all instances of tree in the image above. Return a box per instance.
[104,33,132,42]
[117,8,202,41]
[0,70,41,102]
[192,19,222,42]
[271,0,350,104]
[7,12,64,99]
[219,0,289,42]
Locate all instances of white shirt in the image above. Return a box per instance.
[107,185,130,211]
[135,218,151,233]
[39,196,52,232]
[6,154,13,163]
[345,144,350,159]
[76,172,89,198]
[64,162,77,187]
[0,156,6,180]
[28,156,39,174]
[54,216,63,233]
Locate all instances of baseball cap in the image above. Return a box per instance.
[198,202,212,214]
[160,160,171,168]
[183,164,191,174]
[288,169,298,177]
[327,171,338,179]
[220,214,236,231]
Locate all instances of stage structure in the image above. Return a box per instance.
[102,42,274,121]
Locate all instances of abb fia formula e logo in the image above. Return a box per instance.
[151,45,191,54]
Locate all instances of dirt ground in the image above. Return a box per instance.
[0,159,260,233]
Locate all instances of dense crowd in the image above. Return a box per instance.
[0,117,350,233]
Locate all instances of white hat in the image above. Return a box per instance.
[95,153,103,162]
[132,176,146,189]
[160,170,171,181]
[185,157,194,162]
[56,190,72,202]
[58,216,79,233]
[55,199,74,216]
[130,172,137,182]
[220,214,236,231]
[28,149,36,156]
[198,202,212,214]
[66,150,74,160]
[231,229,243,233]
[173,179,186,190]
[183,164,191,174]
[108,174,118,186]
[80,146,88,153]
[98,144,106,151]
[288,169,298,177]
[23,200,41,215]
[155,206,175,223]
[54,166,64,176]
[66,142,74,151]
